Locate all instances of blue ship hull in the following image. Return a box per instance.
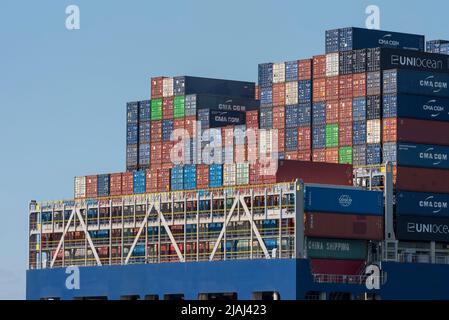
[25,259,449,300]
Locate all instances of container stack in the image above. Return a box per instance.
[426,40,449,55]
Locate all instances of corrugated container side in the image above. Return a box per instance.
[133,170,146,194]
[326,53,339,77]
[139,100,151,122]
[298,80,312,104]
[352,97,366,122]
[339,75,353,99]
[312,78,326,102]
[367,143,382,165]
[97,174,110,197]
[162,97,174,119]
[326,76,339,101]
[312,149,326,163]
[121,171,134,195]
[310,259,366,276]
[151,99,163,121]
[74,176,86,198]
[325,124,338,148]
[338,51,353,75]
[397,142,449,169]
[298,127,311,151]
[298,59,312,80]
[223,163,236,186]
[285,81,298,105]
[313,55,326,79]
[326,101,339,124]
[397,118,449,146]
[126,144,138,170]
[258,63,273,88]
[285,60,299,82]
[367,71,381,96]
[396,215,449,242]
[209,164,223,188]
[139,143,150,167]
[338,123,352,147]
[127,102,139,124]
[312,125,326,149]
[86,175,98,198]
[272,62,285,84]
[352,73,366,97]
[298,103,311,126]
[352,121,367,145]
[109,173,122,196]
[260,87,272,106]
[383,118,397,142]
[353,145,367,166]
[396,191,449,217]
[338,99,352,123]
[366,119,381,144]
[325,147,339,163]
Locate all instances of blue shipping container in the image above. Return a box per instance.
[353,145,367,166]
[139,143,150,167]
[139,100,151,122]
[126,144,138,169]
[133,170,146,194]
[298,80,312,104]
[127,102,139,124]
[325,29,339,53]
[313,102,326,126]
[367,143,382,165]
[171,166,184,191]
[396,191,449,217]
[162,119,174,141]
[285,105,299,128]
[383,94,449,122]
[184,165,197,190]
[304,185,383,215]
[139,121,151,143]
[285,128,298,151]
[298,103,312,126]
[97,174,110,197]
[383,69,449,98]
[260,107,273,129]
[209,110,246,128]
[127,123,138,145]
[285,61,298,81]
[312,125,326,149]
[383,142,397,164]
[209,164,223,188]
[258,63,273,88]
[352,97,366,121]
[260,87,272,106]
[397,143,449,169]
[352,121,366,145]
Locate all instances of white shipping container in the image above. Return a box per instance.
[163,77,174,97]
[236,163,249,185]
[223,164,236,186]
[367,119,381,144]
[285,81,298,105]
[259,130,274,154]
[326,53,339,77]
[74,176,86,198]
[273,62,286,84]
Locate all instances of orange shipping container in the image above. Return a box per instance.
[298,59,312,80]
[298,127,311,150]
[285,151,298,160]
[150,120,162,142]
[109,173,123,196]
[162,97,174,119]
[146,169,158,193]
[196,165,210,189]
[151,76,165,99]
[325,148,339,163]
[383,118,397,142]
[272,83,286,106]
[325,76,339,101]
[298,151,311,161]
[86,175,98,198]
[326,101,339,124]
[255,85,260,100]
[313,79,326,102]
[339,75,353,99]
[272,106,285,129]
[313,149,326,163]
[122,172,134,195]
[353,73,367,97]
[313,55,326,79]
[339,99,353,123]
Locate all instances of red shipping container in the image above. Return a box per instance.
[298,127,311,151]
[158,169,171,192]
[272,106,285,129]
[310,259,365,276]
[325,148,339,164]
[339,99,352,123]
[151,76,165,99]
[150,142,162,165]
[261,160,352,185]
[146,168,158,193]
[353,73,367,97]
[222,126,235,148]
[325,76,339,101]
[246,110,259,129]
[313,55,326,79]
[121,172,134,195]
[196,165,210,189]
[397,118,449,146]
[150,120,162,142]
[272,83,286,106]
[326,101,339,124]
[298,59,312,80]
[383,118,397,142]
[162,162,173,170]
[298,151,311,162]
[313,149,326,163]
[339,122,353,146]
[162,141,174,164]
[185,116,197,138]
[339,75,353,99]
[277,129,285,153]
[234,143,247,163]
[285,151,298,160]
[249,163,261,185]
[255,85,260,100]
[396,166,449,194]
[162,97,174,119]
[247,142,259,164]
[174,119,185,131]
[109,173,123,196]
[305,212,384,240]
[312,78,326,102]
[86,175,98,198]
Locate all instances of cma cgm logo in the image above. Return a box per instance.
[378,34,400,46]
[422,99,445,118]
[338,195,352,207]
[420,76,448,93]
[419,196,448,214]
[419,147,448,166]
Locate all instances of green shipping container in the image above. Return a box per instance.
[173,96,185,119]
[151,99,163,120]
[306,238,367,260]
[339,147,353,164]
[325,124,338,148]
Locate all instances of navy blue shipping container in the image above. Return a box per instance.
[97,174,110,197]
[380,48,449,73]
[366,96,381,120]
[337,27,424,52]
[396,191,449,217]
[260,107,273,129]
[162,120,174,141]
[298,80,312,104]
[325,29,339,53]
[139,121,151,143]
[353,49,367,73]
[396,215,449,242]
[127,102,139,124]
[383,142,397,164]
[285,105,299,128]
[198,109,210,129]
[312,125,326,149]
[260,87,272,106]
[126,144,138,169]
[209,164,223,188]
[367,71,381,96]
[313,102,326,126]
[285,128,298,151]
[258,63,273,88]
[298,103,312,126]
[352,121,367,145]
[209,110,246,128]
[133,170,146,194]
[139,100,151,122]
[127,123,138,145]
[304,184,383,216]
[285,61,298,81]
[183,94,260,116]
[171,166,184,191]
[339,51,354,75]
[367,143,382,165]
[367,48,381,72]
[383,69,449,98]
[172,76,255,99]
[353,145,367,166]
[352,97,366,122]
[183,165,197,190]
[382,94,449,121]
[139,143,150,167]
[396,143,449,169]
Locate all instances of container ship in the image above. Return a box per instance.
[27,27,449,300]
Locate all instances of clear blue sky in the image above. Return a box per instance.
[0,0,447,299]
